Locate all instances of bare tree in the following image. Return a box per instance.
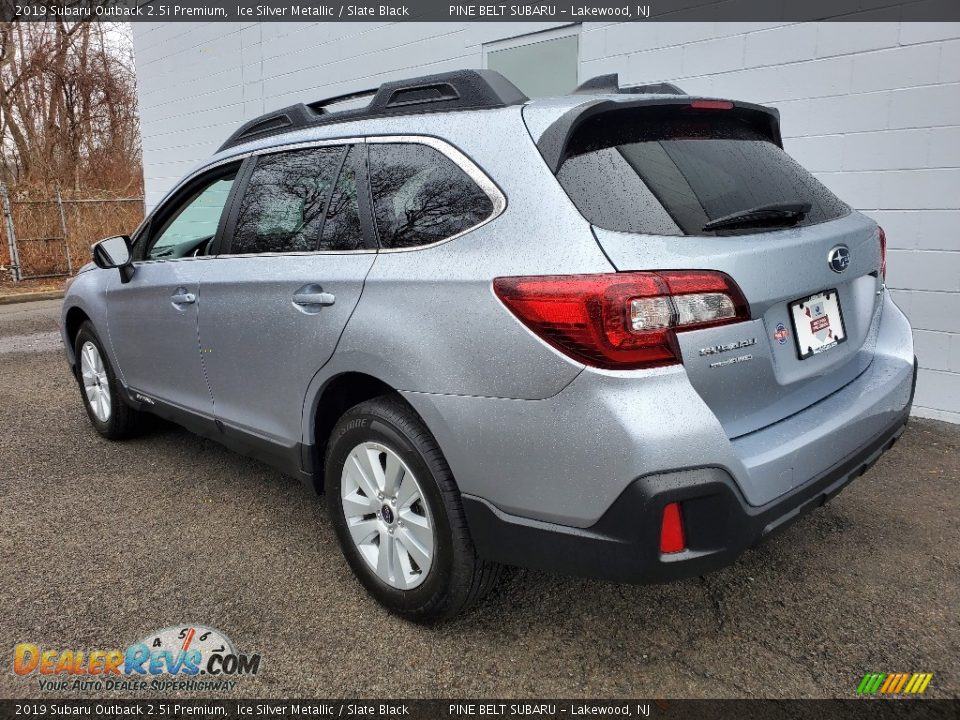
[0,21,142,194]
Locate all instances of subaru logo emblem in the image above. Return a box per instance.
[828,245,851,273]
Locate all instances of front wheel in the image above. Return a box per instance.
[324,395,500,622]
[74,321,142,440]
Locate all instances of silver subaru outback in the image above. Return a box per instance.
[61,70,917,621]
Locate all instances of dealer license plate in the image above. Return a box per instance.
[788,289,847,360]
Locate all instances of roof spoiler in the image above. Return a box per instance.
[536,96,783,174]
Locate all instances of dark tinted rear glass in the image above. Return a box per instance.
[557,108,849,236]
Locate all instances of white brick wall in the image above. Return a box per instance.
[132,21,569,208]
[133,20,960,422]
[575,20,960,422]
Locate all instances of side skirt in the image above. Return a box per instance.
[118,384,314,486]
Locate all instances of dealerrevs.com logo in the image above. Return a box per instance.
[12,625,261,693]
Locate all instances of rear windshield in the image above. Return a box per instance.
[556,107,849,236]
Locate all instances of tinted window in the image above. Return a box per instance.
[319,146,364,251]
[557,108,849,236]
[147,173,236,260]
[232,146,344,254]
[368,143,494,249]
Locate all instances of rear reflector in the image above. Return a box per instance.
[690,99,734,110]
[493,270,749,370]
[660,502,686,554]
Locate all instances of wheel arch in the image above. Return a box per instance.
[308,371,419,494]
[63,305,92,367]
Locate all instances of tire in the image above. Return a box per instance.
[74,321,142,440]
[325,395,500,622]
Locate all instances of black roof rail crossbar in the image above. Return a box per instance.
[573,73,686,96]
[218,69,528,152]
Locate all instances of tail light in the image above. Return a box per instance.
[878,226,887,282]
[660,502,686,554]
[493,270,749,370]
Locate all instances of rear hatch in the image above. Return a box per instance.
[532,99,885,438]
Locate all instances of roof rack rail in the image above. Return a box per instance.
[218,69,528,152]
[307,86,379,112]
[573,73,686,96]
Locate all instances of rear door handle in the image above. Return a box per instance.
[170,290,196,305]
[292,291,335,307]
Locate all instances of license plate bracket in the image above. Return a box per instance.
[788,289,847,360]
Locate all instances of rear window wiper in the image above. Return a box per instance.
[702,202,812,232]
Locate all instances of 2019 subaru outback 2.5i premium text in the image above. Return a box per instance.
[61,71,917,621]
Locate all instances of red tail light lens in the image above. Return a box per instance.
[878,226,887,282]
[493,270,749,370]
[690,99,734,110]
[660,502,686,554]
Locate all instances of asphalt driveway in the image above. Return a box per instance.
[1,300,957,699]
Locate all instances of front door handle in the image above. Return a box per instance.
[292,291,335,307]
[170,290,196,305]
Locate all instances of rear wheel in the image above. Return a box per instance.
[325,395,500,622]
[74,321,141,440]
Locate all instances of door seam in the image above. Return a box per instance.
[195,288,216,409]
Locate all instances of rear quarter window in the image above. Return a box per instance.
[368,142,494,249]
[556,108,849,236]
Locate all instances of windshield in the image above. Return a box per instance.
[556,107,849,236]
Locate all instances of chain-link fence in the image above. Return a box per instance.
[1,184,144,281]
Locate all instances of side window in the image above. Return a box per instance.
[319,146,363,251]
[367,143,494,249]
[146,172,237,260]
[231,146,344,255]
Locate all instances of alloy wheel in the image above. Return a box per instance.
[341,441,435,589]
[80,341,112,423]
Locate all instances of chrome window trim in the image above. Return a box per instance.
[204,248,377,260]
[134,134,505,262]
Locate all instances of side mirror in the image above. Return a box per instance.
[92,236,134,283]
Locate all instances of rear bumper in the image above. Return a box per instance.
[401,289,916,581]
[463,359,916,582]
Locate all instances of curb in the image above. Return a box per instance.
[0,290,64,305]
